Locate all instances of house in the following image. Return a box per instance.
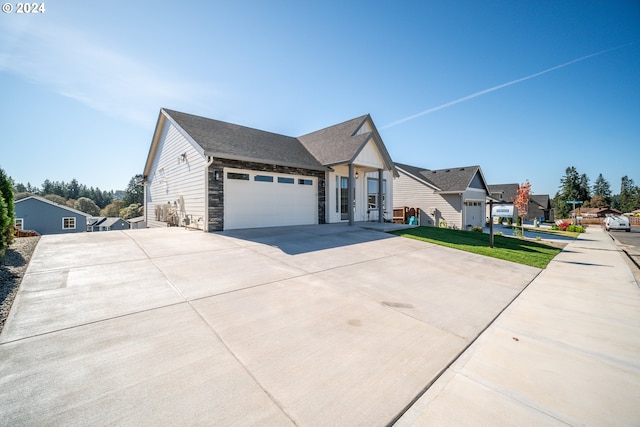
[487,183,520,221]
[143,109,397,231]
[87,217,131,232]
[14,195,90,235]
[393,163,490,229]
[127,216,146,229]
[527,194,553,222]
[572,207,621,218]
[488,184,552,222]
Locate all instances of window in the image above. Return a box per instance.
[254,175,274,182]
[367,178,387,209]
[227,172,249,180]
[62,217,76,229]
[15,218,24,230]
[277,177,294,184]
[298,179,313,185]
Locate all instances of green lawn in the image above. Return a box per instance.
[391,227,563,269]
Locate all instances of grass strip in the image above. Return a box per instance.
[391,227,563,269]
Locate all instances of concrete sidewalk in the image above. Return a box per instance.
[397,226,640,426]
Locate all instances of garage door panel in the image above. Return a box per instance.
[224,168,317,230]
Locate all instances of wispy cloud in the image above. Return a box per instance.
[381,43,636,130]
[0,20,216,127]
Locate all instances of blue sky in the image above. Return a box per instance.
[1,0,638,198]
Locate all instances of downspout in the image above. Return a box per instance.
[143,178,148,228]
[378,169,384,223]
[204,156,214,232]
[348,163,355,226]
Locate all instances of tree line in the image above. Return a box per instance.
[552,166,640,219]
[13,174,144,220]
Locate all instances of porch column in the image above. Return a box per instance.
[348,163,355,226]
[378,168,384,223]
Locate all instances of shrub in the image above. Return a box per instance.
[567,224,585,233]
[495,231,503,236]
[0,194,10,257]
[472,226,483,232]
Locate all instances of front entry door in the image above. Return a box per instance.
[340,177,349,220]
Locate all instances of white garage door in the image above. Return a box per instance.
[464,201,484,228]
[223,168,318,230]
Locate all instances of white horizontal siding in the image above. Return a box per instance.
[393,171,462,228]
[146,120,207,230]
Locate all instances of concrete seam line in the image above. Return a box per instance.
[386,268,544,427]
[0,301,187,345]
[122,231,189,300]
[187,301,301,427]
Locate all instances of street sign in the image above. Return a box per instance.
[565,200,583,204]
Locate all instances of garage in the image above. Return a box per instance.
[464,200,484,228]
[223,168,318,230]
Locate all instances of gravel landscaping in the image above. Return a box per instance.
[0,237,39,333]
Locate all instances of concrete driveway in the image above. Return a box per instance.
[0,224,540,426]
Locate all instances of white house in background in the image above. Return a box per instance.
[142,108,397,231]
[393,163,490,229]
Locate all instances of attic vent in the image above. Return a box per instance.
[460,168,465,171]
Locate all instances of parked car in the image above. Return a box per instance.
[604,215,631,232]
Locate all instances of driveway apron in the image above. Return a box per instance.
[0,225,540,426]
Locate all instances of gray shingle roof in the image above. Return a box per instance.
[529,194,550,208]
[488,184,519,202]
[163,109,327,171]
[298,115,371,166]
[396,162,484,192]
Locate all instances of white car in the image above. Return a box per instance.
[604,215,631,232]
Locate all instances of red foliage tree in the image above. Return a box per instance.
[514,181,531,237]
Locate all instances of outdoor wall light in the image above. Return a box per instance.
[214,170,221,181]
[179,152,188,162]
[355,171,359,179]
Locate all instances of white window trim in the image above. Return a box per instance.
[15,218,24,230]
[62,217,76,230]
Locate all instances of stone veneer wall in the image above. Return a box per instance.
[207,158,326,231]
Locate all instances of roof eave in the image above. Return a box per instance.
[204,151,330,172]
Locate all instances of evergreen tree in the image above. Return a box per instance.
[553,166,584,219]
[592,174,612,205]
[619,176,640,213]
[123,174,144,207]
[0,167,15,255]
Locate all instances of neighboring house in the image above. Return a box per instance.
[128,216,146,229]
[489,184,552,222]
[572,207,621,218]
[528,194,553,222]
[143,108,397,231]
[487,184,520,220]
[394,163,490,229]
[88,217,131,232]
[14,195,90,235]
